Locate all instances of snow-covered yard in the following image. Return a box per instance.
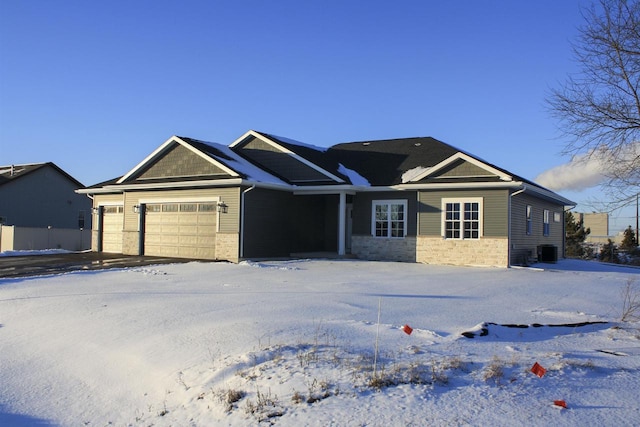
[0,258,639,426]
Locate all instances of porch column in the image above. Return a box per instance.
[138,204,146,256]
[338,191,346,256]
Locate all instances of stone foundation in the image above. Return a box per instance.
[351,235,417,262]
[91,230,100,252]
[216,233,240,263]
[416,236,509,267]
[122,231,140,256]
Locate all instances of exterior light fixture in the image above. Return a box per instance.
[133,205,140,213]
[217,202,228,213]
[91,207,99,214]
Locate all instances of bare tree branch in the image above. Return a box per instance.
[548,0,640,197]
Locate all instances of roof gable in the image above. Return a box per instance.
[117,136,240,184]
[230,130,345,185]
[405,152,512,183]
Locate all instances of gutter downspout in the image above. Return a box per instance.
[240,185,256,259]
[508,187,526,267]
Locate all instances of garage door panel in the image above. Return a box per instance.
[145,234,163,245]
[102,208,123,253]
[145,224,162,233]
[178,225,198,234]
[144,202,217,259]
[198,225,216,234]
[198,216,216,225]
[197,235,215,245]
[196,248,216,258]
[178,215,198,224]
[160,235,180,245]
[163,214,179,223]
[179,235,199,245]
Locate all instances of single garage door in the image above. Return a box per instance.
[144,202,217,259]
[102,205,124,253]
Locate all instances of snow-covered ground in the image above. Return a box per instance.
[0,258,639,426]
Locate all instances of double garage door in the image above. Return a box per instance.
[144,202,217,259]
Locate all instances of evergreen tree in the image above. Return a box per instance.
[620,226,638,250]
[600,239,620,263]
[565,212,591,257]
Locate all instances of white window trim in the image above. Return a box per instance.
[543,209,550,236]
[371,199,408,238]
[441,197,483,240]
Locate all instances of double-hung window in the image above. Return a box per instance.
[372,200,407,238]
[442,198,482,239]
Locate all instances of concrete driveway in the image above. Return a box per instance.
[0,252,205,279]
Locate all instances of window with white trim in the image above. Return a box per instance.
[372,200,407,238]
[543,209,550,236]
[442,198,483,239]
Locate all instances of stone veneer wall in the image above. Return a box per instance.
[91,230,99,252]
[416,236,509,267]
[122,231,139,256]
[351,235,417,262]
[216,233,240,263]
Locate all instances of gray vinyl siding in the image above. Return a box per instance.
[437,159,494,178]
[0,165,92,229]
[418,189,509,237]
[351,191,418,236]
[136,144,230,179]
[510,192,565,264]
[238,136,332,183]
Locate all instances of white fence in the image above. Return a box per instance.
[0,225,91,252]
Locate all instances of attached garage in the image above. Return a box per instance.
[143,202,217,259]
[101,205,124,253]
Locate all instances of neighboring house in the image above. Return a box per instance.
[0,163,91,229]
[77,131,575,267]
[0,162,92,251]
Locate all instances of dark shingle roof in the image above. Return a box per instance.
[83,176,122,189]
[328,137,460,185]
[177,136,236,162]
[0,162,84,187]
[243,131,350,184]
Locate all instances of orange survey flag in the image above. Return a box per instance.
[531,362,546,378]
[553,400,567,409]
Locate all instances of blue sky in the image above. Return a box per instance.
[0,1,635,232]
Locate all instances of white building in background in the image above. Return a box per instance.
[577,212,630,245]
